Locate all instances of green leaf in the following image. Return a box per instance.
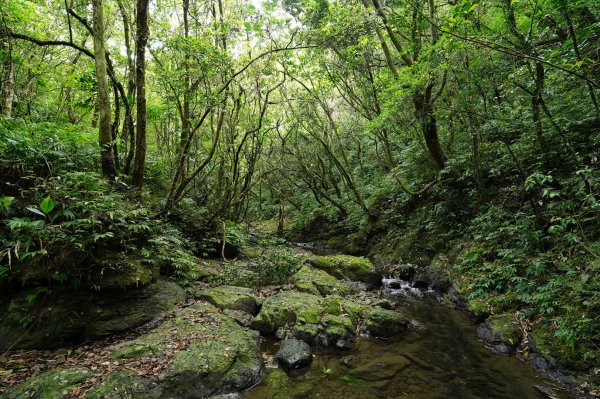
[340,375,363,383]
[39,196,55,214]
[26,206,46,217]
[1,196,14,207]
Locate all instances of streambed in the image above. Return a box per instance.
[246,267,562,398]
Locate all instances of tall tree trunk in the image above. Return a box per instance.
[132,0,149,187]
[116,0,137,175]
[1,43,16,117]
[92,0,117,179]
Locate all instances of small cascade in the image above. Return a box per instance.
[381,276,436,299]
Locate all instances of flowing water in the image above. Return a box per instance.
[245,274,563,398]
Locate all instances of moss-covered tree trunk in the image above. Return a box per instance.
[92,0,117,179]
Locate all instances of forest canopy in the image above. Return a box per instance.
[1,0,599,386]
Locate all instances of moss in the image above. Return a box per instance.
[251,291,322,334]
[364,308,408,338]
[112,343,156,359]
[488,314,522,344]
[308,255,377,284]
[252,291,364,349]
[195,285,259,314]
[321,314,354,336]
[107,302,264,397]
[467,299,489,320]
[3,367,91,399]
[321,295,364,323]
[97,257,157,290]
[86,370,162,399]
[290,266,352,296]
[293,323,320,343]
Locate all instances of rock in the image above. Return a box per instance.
[467,299,490,322]
[318,315,356,349]
[112,343,155,359]
[409,320,426,330]
[111,303,265,398]
[476,314,522,355]
[290,266,352,296]
[251,291,323,335]
[275,338,313,370]
[251,292,364,349]
[86,370,162,399]
[0,281,185,351]
[371,299,393,309]
[363,308,409,338]
[447,286,467,309]
[3,367,91,399]
[95,257,159,290]
[223,309,254,327]
[307,255,381,287]
[196,285,260,315]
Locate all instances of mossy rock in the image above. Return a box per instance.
[112,343,156,360]
[477,313,522,355]
[0,281,185,351]
[195,285,260,315]
[321,295,364,323]
[467,299,490,322]
[99,261,157,290]
[3,367,91,399]
[290,266,352,296]
[308,255,380,286]
[251,292,322,335]
[86,370,162,399]
[252,292,365,349]
[363,308,409,338]
[319,314,356,349]
[110,303,264,398]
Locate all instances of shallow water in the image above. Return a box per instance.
[245,293,563,399]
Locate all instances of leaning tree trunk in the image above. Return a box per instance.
[92,0,117,179]
[132,0,149,187]
[413,86,446,170]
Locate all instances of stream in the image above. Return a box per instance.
[245,245,562,399]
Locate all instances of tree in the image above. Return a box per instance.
[91,0,117,179]
[132,0,149,187]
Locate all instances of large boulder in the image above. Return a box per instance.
[251,291,361,349]
[111,303,265,398]
[2,367,91,399]
[476,313,523,355]
[274,338,312,370]
[86,370,162,399]
[307,255,381,287]
[0,281,185,351]
[195,285,261,315]
[250,291,323,335]
[289,266,352,296]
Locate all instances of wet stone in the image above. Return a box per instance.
[275,338,313,371]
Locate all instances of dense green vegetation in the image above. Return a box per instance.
[1,0,598,388]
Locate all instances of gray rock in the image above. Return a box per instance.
[275,338,313,370]
[476,314,522,355]
[0,281,185,351]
